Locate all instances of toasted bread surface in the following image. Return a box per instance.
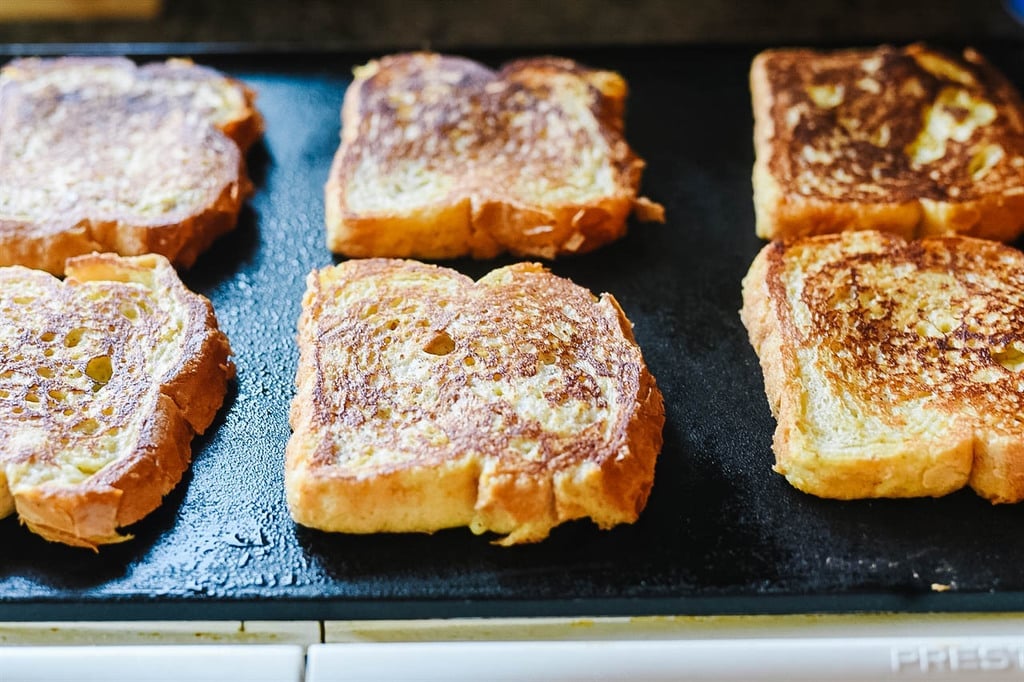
[751,44,1024,241]
[0,253,234,549]
[325,52,663,260]
[286,259,664,544]
[0,57,263,275]
[741,230,1024,502]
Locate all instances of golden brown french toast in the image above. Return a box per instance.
[286,259,664,545]
[741,230,1024,502]
[0,253,233,549]
[751,44,1024,241]
[0,56,263,275]
[325,52,664,260]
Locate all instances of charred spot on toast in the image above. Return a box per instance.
[344,54,632,203]
[757,44,1024,204]
[779,231,1024,421]
[308,261,626,464]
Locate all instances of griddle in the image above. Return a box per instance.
[4,45,1024,622]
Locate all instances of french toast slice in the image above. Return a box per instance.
[286,259,664,545]
[741,230,1024,502]
[325,52,664,260]
[0,56,263,275]
[751,44,1024,241]
[0,253,234,549]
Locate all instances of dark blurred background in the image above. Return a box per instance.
[0,0,1022,50]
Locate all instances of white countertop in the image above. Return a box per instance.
[4,614,1024,681]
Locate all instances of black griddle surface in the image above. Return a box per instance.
[4,45,1024,621]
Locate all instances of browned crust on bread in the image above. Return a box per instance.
[0,179,249,275]
[286,259,664,544]
[0,57,262,275]
[0,253,233,549]
[15,392,196,548]
[751,44,1024,242]
[325,52,662,260]
[741,230,1024,502]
